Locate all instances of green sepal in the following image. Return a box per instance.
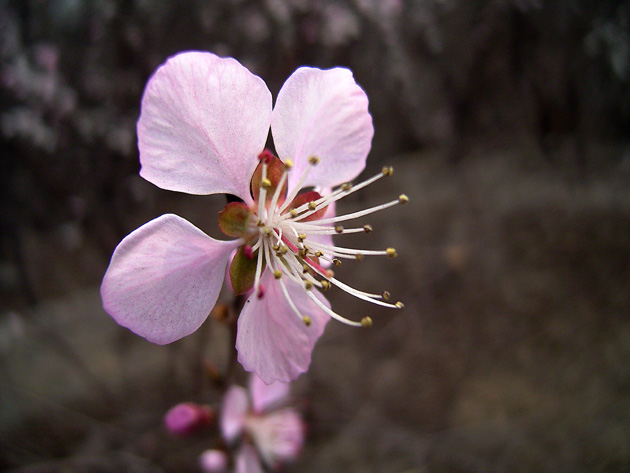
[230,245,264,295]
[219,202,252,238]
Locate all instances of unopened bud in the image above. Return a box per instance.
[165,403,214,436]
[200,449,228,473]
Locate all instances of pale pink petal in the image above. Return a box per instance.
[220,385,249,443]
[245,408,304,466]
[138,51,272,203]
[236,270,330,384]
[271,67,373,191]
[249,374,290,414]
[235,445,264,473]
[101,214,240,344]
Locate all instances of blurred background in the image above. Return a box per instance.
[1,0,629,471]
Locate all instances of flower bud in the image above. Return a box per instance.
[200,449,228,473]
[164,402,214,436]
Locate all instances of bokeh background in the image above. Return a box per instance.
[1,0,630,471]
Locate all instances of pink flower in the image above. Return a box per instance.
[101,51,406,384]
[221,375,304,470]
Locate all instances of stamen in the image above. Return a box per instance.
[267,164,291,225]
[321,273,402,309]
[314,198,402,225]
[278,169,387,224]
[277,156,319,214]
[306,239,392,259]
[257,161,268,223]
[304,290,363,327]
[382,166,394,176]
[247,158,405,331]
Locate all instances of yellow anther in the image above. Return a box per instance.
[302,264,310,273]
[355,252,363,261]
[272,244,279,251]
[361,316,373,328]
[303,315,312,326]
[382,166,394,176]
[398,194,409,204]
[308,201,317,210]
[304,281,313,290]
[333,259,342,267]
[298,233,307,241]
[284,159,294,169]
[320,280,331,291]
[290,209,298,217]
[341,182,353,191]
[315,250,323,258]
[308,156,320,165]
[273,270,282,279]
[386,247,397,258]
[261,178,272,188]
[395,301,405,309]
[382,290,391,301]
[263,227,272,235]
[279,245,288,255]
[298,248,307,258]
[335,225,344,234]
[363,224,373,233]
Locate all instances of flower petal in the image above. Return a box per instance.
[249,374,290,414]
[236,270,330,384]
[220,385,249,443]
[138,52,272,202]
[235,445,264,473]
[246,408,304,466]
[271,67,373,191]
[101,214,239,344]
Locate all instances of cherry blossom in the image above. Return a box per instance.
[101,51,406,383]
[220,375,303,470]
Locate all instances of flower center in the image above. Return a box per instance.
[222,152,407,328]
